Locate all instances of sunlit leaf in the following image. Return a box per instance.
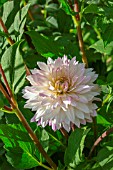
[64,128,90,168]
[97,114,112,126]
[1,42,26,94]
[58,0,75,16]
[83,4,100,14]
[0,124,40,169]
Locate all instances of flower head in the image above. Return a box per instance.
[23,56,100,132]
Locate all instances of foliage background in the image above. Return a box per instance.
[0,0,113,170]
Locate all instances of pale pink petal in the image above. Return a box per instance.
[37,62,49,72]
[23,55,100,132]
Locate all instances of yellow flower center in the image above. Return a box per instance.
[55,78,69,94]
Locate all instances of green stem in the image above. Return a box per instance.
[0,107,14,114]
[48,132,65,147]
[93,26,102,39]
[39,162,53,170]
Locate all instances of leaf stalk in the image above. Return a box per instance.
[88,126,113,159]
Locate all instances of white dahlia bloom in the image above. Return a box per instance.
[23,56,100,132]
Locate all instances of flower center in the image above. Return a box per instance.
[55,78,69,94]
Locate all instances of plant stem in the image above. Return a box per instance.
[0,17,14,45]
[25,63,31,76]
[71,123,76,131]
[48,132,65,147]
[14,106,57,170]
[0,105,14,114]
[72,0,88,67]
[60,128,69,140]
[39,162,53,170]
[0,82,12,104]
[0,64,14,101]
[68,0,73,9]
[88,126,113,159]
[0,18,31,76]
[3,105,12,111]
[24,1,34,21]
[0,69,57,170]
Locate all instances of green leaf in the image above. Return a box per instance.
[14,4,30,39]
[64,128,90,168]
[101,85,111,94]
[103,24,113,44]
[40,129,49,153]
[57,161,65,170]
[57,9,72,33]
[0,0,7,7]
[90,39,104,54]
[27,31,63,57]
[106,96,113,112]
[46,3,59,12]
[58,0,75,16]
[1,42,26,94]
[35,126,64,162]
[0,124,39,169]
[0,31,8,37]
[90,39,113,56]
[2,1,20,30]
[95,141,113,170]
[46,16,58,28]
[0,158,16,170]
[107,71,113,83]
[0,111,4,120]
[104,41,113,55]
[2,1,28,40]
[2,1,14,24]
[97,114,112,126]
[83,4,100,14]
[5,101,36,130]
[0,99,4,108]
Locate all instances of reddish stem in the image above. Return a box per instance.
[0,18,31,76]
[24,1,34,21]
[68,0,73,10]
[0,64,13,99]
[74,0,80,20]
[72,124,76,131]
[0,82,12,104]
[25,64,31,76]
[60,127,69,140]
[88,127,113,159]
[72,0,88,67]
[15,106,57,170]
[0,17,14,45]
[4,105,13,111]
[0,75,57,170]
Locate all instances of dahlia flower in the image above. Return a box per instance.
[23,56,100,132]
